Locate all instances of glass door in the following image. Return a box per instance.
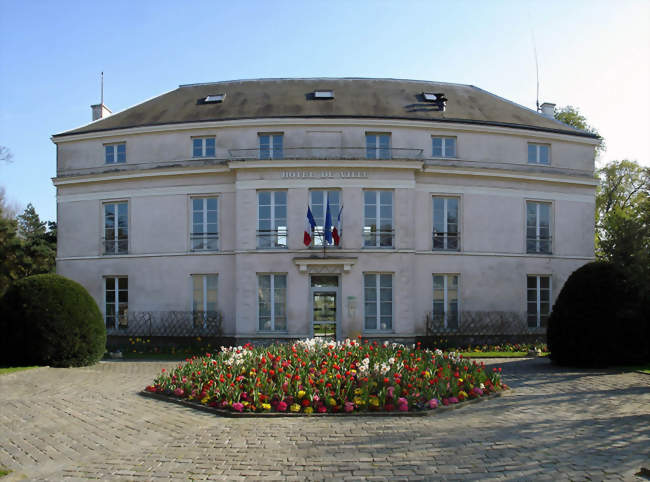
[311,275,338,339]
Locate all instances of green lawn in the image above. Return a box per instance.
[460,351,549,358]
[0,366,39,375]
[622,364,650,374]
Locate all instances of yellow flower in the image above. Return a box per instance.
[243,401,250,407]
[290,403,301,412]
[354,388,362,395]
[328,397,337,406]
[200,397,210,404]
[304,406,313,414]
[423,371,430,378]
[354,397,365,406]
[262,403,271,411]
[459,391,468,398]
[297,390,306,399]
[459,378,463,382]
[369,397,380,407]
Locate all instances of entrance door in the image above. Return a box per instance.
[311,275,338,339]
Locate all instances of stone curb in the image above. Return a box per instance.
[138,389,506,418]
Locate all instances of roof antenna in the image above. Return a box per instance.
[529,15,540,112]
[101,71,104,105]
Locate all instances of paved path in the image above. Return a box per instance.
[1,357,649,481]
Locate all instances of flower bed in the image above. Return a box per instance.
[145,338,507,414]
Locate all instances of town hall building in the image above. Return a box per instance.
[52,78,598,342]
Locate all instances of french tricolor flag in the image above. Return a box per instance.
[304,206,316,246]
[332,205,343,246]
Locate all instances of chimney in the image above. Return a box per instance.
[91,103,112,121]
[540,102,556,119]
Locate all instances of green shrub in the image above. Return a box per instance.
[0,274,106,367]
[547,261,649,367]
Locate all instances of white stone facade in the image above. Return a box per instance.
[52,79,598,341]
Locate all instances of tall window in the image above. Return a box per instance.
[364,273,393,331]
[103,201,128,254]
[191,197,218,250]
[193,137,216,158]
[105,143,126,164]
[259,134,283,159]
[432,137,456,158]
[192,274,218,328]
[433,196,459,250]
[363,190,393,248]
[433,275,459,330]
[526,201,552,254]
[309,190,340,246]
[527,275,551,328]
[258,191,287,248]
[258,274,287,331]
[528,143,550,165]
[105,276,128,330]
[366,133,390,159]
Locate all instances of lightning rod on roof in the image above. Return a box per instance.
[101,72,104,105]
[529,16,540,112]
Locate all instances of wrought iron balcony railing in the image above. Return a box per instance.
[229,147,424,161]
[102,237,128,255]
[526,236,552,254]
[190,233,219,251]
[362,228,395,248]
[432,232,460,251]
[256,229,288,249]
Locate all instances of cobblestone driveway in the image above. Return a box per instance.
[1,357,648,481]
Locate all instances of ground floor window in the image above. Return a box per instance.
[432,274,459,329]
[192,274,218,327]
[527,275,551,328]
[105,276,128,329]
[258,274,287,331]
[364,273,393,331]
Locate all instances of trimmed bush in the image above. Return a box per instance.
[0,274,106,367]
[547,261,649,367]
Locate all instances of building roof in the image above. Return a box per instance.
[54,78,597,139]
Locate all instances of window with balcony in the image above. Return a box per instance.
[258,274,287,331]
[309,190,341,247]
[528,143,550,165]
[105,143,126,164]
[526,201,552,254]
[259,133,283,159]
[192,274,218,328]
[364,273,393,331]
[105,276,128,330]
[432,274,459,330]
[433,196,459,250]
[366,133,390,159]
[527,275,551,328]
[103,201,128,255]
[432,137,456,158]
[191,197,218,251]
[193,137,216,158]
[363,190,393,248]
[258,191,287,248]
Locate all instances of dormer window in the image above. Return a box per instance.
[313,90,334,99]
[204,94,225,103]
[422,92,448,111]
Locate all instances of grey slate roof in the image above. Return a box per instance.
[54,78,597,139]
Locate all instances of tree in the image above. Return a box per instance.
[595,160,650,289]
[554,105,605,153]
[0,202,57,295]
[0,145,12,163]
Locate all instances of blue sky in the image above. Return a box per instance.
[1,0,648,222]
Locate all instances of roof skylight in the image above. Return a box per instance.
[313,90,334,99]
[204,94,225,103]
[423,92,440,101]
